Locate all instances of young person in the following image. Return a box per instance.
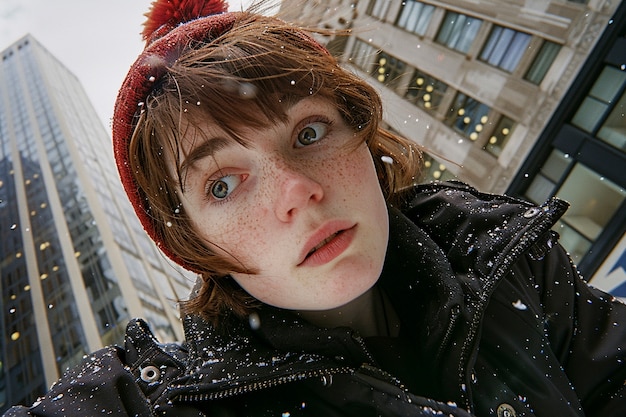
[6,0,626,416]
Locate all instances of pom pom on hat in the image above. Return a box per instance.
[142,0,229,44]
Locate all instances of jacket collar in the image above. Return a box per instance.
[401,181,568,280]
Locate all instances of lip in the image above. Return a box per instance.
[298,221,356,267]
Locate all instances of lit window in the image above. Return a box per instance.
[421,154,456,182]
[484,116,516,157]
[372,52,407,89]
[436,12,482,54]
[396,1,435,36]
[405,70,448,111]
[446,93,490,139]
[480,25,531,72]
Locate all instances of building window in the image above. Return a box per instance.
[349,39,378,72]
[421,154,456,182]
[396,1,435,37]
[597,90,626,151]
[554,164,625,264]
[366,0,391,20]
[480,25,531,72]
[484,116,515,157]
[405,69,448,111]
[446,92,490,140]
[524,41,561,84]
[372,52,407,89]
[436,12,482,54]
[525,151,625,265]
[571,65,626,151]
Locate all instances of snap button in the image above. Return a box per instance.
[497,403,516,417]
[140,365,161,383]
[523,207,541,218]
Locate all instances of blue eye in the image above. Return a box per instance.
[209,175,241,200]
[296,122,327,147]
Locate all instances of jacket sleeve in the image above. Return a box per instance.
[536,244,626,415]
[3,346,154,417]
[2,319,188,417]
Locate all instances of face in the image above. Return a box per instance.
[175,97,389,311]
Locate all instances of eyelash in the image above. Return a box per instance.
[204,172,245,204]
[295,116,334,147]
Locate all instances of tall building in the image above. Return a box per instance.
[279,0,624,285]
[508,1,625,290]
[0,35,194,411]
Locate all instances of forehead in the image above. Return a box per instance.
[178,95,334,151]
[177,95,348,176]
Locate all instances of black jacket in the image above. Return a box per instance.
[7,181,626,416]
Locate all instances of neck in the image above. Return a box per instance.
[295,286,400,337]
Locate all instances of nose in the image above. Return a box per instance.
[274,166,324,222]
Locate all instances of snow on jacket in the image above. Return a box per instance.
[6,181,626,416]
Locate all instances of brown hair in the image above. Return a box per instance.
[129,12,423,326]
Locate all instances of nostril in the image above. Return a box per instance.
[275,174,324,221]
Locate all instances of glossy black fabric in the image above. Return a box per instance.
[6,182,626,416]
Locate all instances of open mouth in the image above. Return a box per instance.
[299,225,356,267]
[306,231,341,258]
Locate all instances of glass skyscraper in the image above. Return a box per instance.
[0,35,194,411]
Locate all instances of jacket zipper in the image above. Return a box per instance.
[176,333,406,402]
[351,333,407,390]
[456,201,567,411]
[174,366,353,402]
[437,305,461,361]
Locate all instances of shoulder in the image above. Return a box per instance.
[399,180,568,242]
[401,180,568,221]
[397,180,569,275]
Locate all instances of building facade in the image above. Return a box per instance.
[0,35,194,411]
[508,2,625,289]
[280,0,624,285]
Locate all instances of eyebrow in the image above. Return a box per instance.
[179,136,233,192]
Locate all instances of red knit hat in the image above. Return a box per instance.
[112,0,237,270]
[112,0,328,271]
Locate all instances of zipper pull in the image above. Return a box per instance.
[320,373,334,386]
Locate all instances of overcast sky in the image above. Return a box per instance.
[0,0,257,130]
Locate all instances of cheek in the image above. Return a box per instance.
[199,205,272,265]
[338,146,378,189]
